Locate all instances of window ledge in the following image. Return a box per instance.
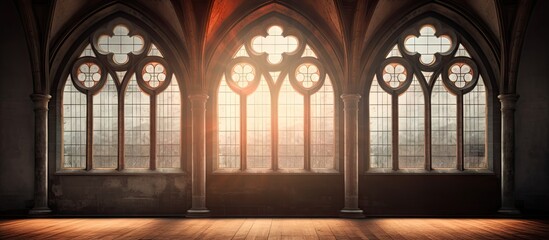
[55,169,187,176]
[364,168,494,175]
[212,168,340,175]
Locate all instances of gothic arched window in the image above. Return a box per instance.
[368,19,489,172]
[216,22,337,172]
[61,18,183,171]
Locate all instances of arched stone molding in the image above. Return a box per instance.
[358,2,500,94]
[357,4,503,214]
[204,4,345,93]
[49,2,191,96]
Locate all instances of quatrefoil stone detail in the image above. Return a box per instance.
[296,63,320,88]
[383,63,407,88]
[404,25,452,65]
[97,25,144,65]
[77,63,101,88]
[231,63,256,88]
[251,26,299,64]
[142,62,167,88]
[449,63,473,88]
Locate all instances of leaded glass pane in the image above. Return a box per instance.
[247,77,271,168]
[464,77,487,168]
[92,75,118,168]
[63,78,86,169]
[369,78,392,169]
[278,77,305,169]
[432,77,457,168]
[398,76,425,168]
[311,76,335,169]
[124,74,150,168]
[218,77,241,169]
[157,76,181,168]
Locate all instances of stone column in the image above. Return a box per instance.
[29,94,52,214]
[498,94,520,214]
[340,94,364,218]
[187,94,210,217]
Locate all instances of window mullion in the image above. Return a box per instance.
[304,95,311,171]
[86,93,93,171]
[457,94,464,171]
[240,95,247,171]
[425,92,432,171]
[150,94,157,170]
[392,94,399,171]
[272,89,278,171]
[118,90,125,171]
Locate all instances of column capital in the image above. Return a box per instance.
[188,93,209,102]
[341,94,361,111]
[340,93,361,102]
[30,94,51,111]
[498,94,519,111]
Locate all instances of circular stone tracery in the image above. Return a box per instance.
[77,62,102,88]
[231,62,256,88]
[449,62,473,88]
[382,63,407,88]
[142,62,167,88]
[295,63,320,88]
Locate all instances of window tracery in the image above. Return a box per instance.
[368,20,488,171]
[62,19,182,171]
[217,23,336,172]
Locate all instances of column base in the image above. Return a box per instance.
[186,209,211,218]
[340,209,365,218]
[29,207,52,215]
[498,208,521,215]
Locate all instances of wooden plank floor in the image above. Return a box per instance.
[1,218,548,239]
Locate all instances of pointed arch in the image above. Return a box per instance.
[50,2,191,95]
[358,3,500,94]
[361,8,499,173]
[205,4,345,92]
[206,10,343,173]
[52,5,190,173]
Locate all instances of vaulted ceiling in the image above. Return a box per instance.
[46,0,501,47]
[16,0,532,94]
